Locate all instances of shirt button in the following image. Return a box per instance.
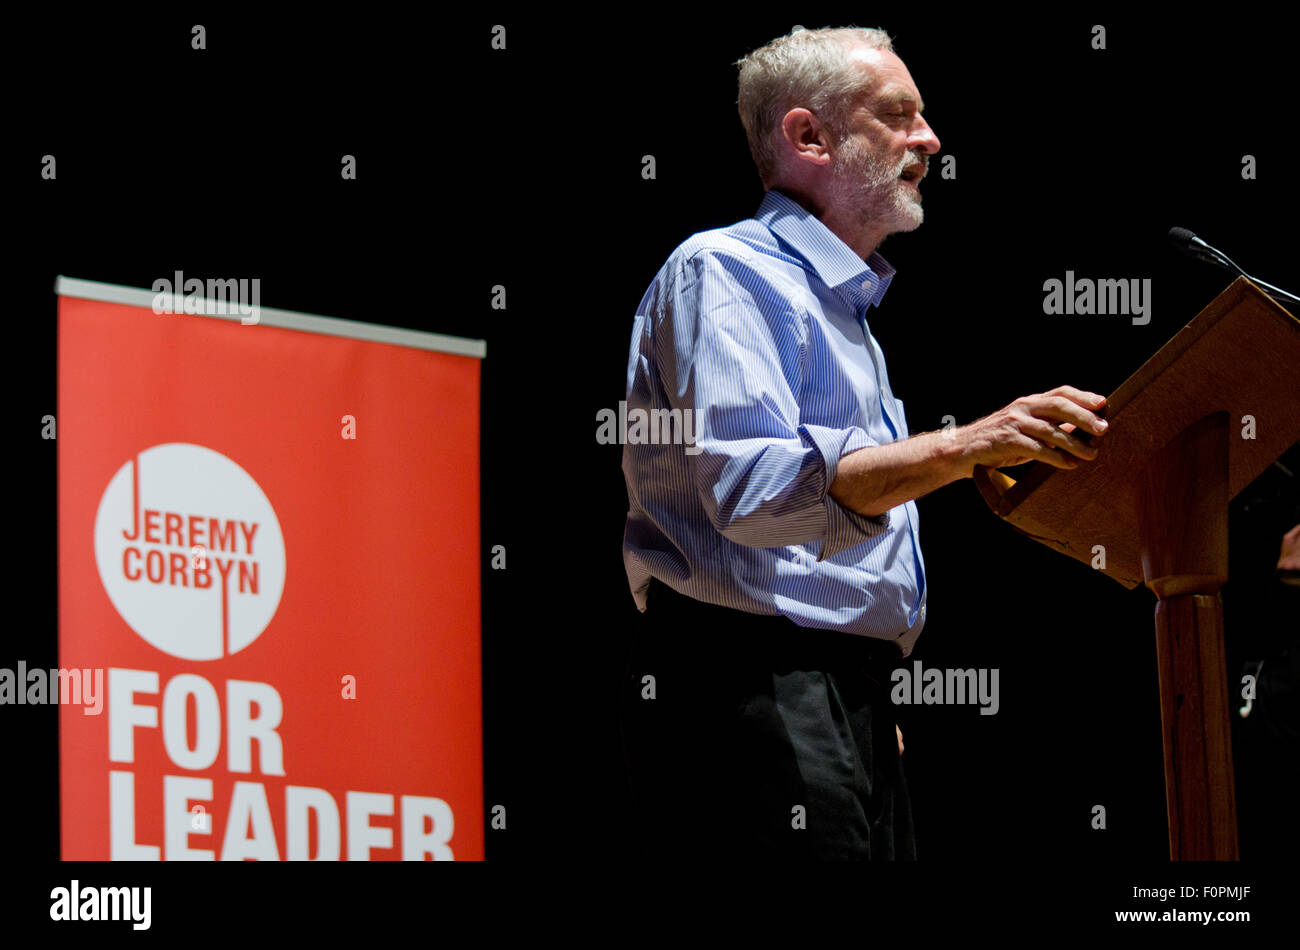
[861,279,873,291]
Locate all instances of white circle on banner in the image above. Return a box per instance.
[94,443,285,660]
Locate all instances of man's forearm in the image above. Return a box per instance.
[829,430,971,518]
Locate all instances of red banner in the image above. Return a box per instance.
[57,280,484,860]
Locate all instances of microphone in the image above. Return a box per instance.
[1168,227,1300,306]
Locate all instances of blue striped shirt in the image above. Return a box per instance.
[621,188,928,655]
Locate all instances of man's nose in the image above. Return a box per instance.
[909,118,940,155]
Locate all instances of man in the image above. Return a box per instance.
[618,26,1109,860]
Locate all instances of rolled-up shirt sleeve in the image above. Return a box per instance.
[655,247,891,560]
[799,423,891,561]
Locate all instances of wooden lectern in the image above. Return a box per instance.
[972,277,1300,860]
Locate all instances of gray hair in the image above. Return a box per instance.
[734,26,895,187]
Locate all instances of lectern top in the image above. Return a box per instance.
[974,277,1300,588]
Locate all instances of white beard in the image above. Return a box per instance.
[828,135,924,234]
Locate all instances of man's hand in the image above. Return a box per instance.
[955,385,1109,475]
[829,385,1111,518]
[896,724,904,756]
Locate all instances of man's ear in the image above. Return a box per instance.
[780,108,833,169]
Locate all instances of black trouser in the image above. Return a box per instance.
[618,578,916,860]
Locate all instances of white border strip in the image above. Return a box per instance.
[55,275,486,359]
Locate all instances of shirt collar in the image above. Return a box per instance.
[755,188,896,311]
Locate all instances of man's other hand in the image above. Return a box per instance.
[896,724,904,756]
[1278,524,1300,582]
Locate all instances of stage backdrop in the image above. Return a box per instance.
[56,276,485,860]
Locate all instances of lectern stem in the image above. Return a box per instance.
[1136,411,1238,860]
[1151,594,1239,860]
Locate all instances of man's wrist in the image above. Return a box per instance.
[927,426,975,481]
[830,425,975,517]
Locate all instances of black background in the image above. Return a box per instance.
[5,7,1298,934]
